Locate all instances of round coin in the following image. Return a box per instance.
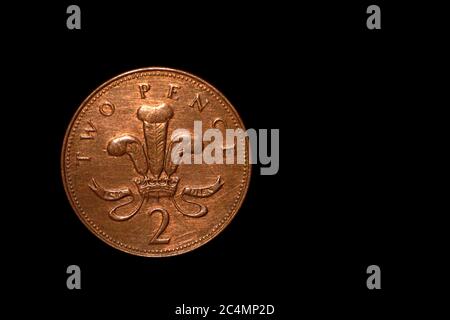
[61,67,251,257]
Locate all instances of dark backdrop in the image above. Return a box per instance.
[9,1,431,318]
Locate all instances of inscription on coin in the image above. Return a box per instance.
[189,93,209,112]
[79,120,97,140]
[99,101,115,116]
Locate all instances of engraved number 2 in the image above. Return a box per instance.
[149,208,170,244]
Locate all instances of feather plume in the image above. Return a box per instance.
[137,103,173,178]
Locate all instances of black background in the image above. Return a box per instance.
[9,0,441,318]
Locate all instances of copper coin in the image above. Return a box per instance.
[61,67,251,257]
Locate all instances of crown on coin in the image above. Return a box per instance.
[136,176,179,198]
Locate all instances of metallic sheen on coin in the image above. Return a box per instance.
[61,67,250,257]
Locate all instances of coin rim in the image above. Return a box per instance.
[61,67,251,257]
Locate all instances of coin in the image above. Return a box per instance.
[61,67,251,257]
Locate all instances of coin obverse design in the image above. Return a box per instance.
[61,68,251,257]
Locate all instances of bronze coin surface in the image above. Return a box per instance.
[61,67,251,257]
